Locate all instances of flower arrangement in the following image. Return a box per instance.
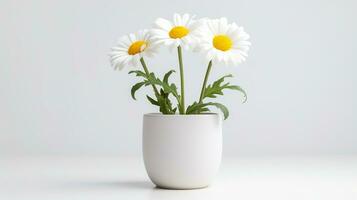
[110,14,251,119]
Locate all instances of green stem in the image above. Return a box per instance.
[177,46,185,114]
[198,60,213,103]
[140,57,159,96]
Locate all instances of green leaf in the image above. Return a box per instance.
[131,82,146,100]
[206,102,229,120]
[146,95,159,106]
[163,70,175,84]
[203,74,247,103]
[156,90,175,114]
[144,73,181,105]
[186,102,229,120]
[129,69,179,114]
[186,102,203,114]
[225,85,247,103]
[204,74,233,98]
[186,102,210,114]
[128,70,146,78]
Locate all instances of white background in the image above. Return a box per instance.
[1,0,356,157]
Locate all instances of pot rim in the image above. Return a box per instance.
[144,113,220,118]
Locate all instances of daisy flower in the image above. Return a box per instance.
[109,30,158,70]
[198,18,251,65]
[150,13,202,50]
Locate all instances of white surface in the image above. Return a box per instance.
[1,156,356,200]
[1,0,357,156]
[143,113,222,189]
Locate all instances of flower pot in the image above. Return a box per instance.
[142,113,222,189]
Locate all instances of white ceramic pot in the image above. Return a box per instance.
[142,113,222,189]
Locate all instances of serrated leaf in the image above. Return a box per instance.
[128,70,146,78]
[206,102,229,120]
[157,93,175,114]
[131,82,146,100]
[144,74,180,104]
[163,70,175,84]
[146,95,159,106]
[128,68,179,114]
[225,85,248,103]
[200,107,210,112]
[203,74,247,103]
[186,101,228,119]
[186,102,202,114]
[204,74,233,98]
[186,102,209,114]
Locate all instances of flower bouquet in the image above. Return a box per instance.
[110,13,250,189]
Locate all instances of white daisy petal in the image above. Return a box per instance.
[182,13,190,25]
[218,17,228,34]
[150,13,200,50]
[128,34,136,43]
[109,30,159,70]
[155,18,173,31]
[196,18,251,66]
[173,13,182,25]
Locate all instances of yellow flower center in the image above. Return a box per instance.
[212,35,233,51]
[169,26,189,39]
[128,40,147,55]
